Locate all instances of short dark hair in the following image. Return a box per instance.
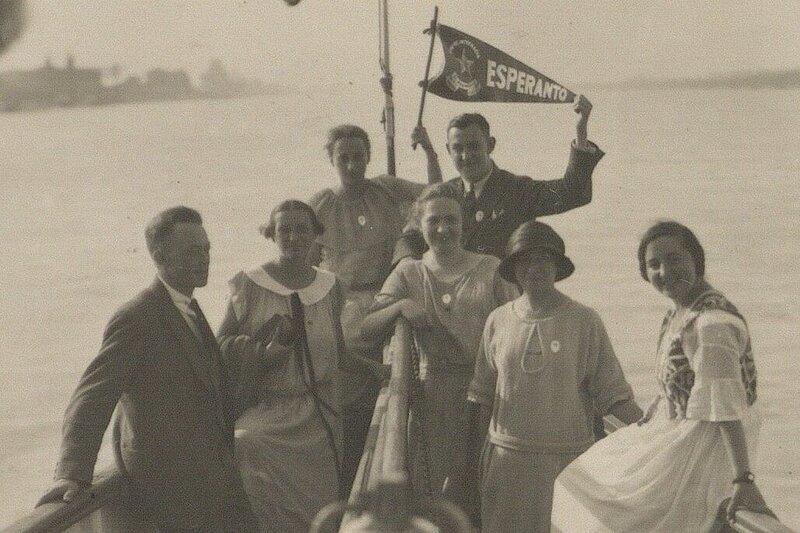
[637,220,705,281]
[410,183,463,225]
[325,124,371,159]
[145,206,202,257]
[259,199,324,240]
[447,113,491,137]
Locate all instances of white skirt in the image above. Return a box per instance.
[551,405,760,533]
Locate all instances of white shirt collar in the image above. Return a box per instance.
[157,275,206,340]
[461,161,494,199]
[157,275,193,313]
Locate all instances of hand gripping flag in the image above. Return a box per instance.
[427,24,576,104]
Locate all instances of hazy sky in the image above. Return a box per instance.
[1,0,798,87]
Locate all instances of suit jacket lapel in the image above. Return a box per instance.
[151,279,220,394]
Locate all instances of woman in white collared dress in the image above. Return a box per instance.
[218,200,383,532]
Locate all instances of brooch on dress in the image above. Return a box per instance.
[442,293,452,311]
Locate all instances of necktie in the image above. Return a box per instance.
[463,184,477,219]
[290,293,328,404]
[188,299,225,423]
[188,298,219,352]
[289,293,314,384]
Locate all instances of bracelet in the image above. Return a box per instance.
[732,471,755,484]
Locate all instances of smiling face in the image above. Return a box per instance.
[155,222,210,296]
[513,248,558,298]
[644,234,699,306]
[273,208,315,262]
[330,136,369,188]
[419,197,463,254]
[446,124,495,184]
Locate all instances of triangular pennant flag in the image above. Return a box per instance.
[427,24,576,104]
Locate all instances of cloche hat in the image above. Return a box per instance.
[498,221,575,283]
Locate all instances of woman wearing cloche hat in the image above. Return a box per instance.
[467,220,643,533]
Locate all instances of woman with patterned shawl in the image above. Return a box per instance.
[551,220,775,532]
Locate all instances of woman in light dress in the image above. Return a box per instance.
[468,220,641,533]
[308,124,442,494]
[361,183,517,515]
[551,220,774,532]
[218,200,384,532]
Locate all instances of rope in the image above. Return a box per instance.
[409,333,433,497]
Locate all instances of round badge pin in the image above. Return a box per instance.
[550,340,561,353]
[442,294,452,305]
[357,215,367,226]
[475,210,484,222]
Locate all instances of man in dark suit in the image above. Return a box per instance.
[38,206,259,532]
[394,95,604,261]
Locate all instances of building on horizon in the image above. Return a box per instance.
[0,55,103,109]
[0,55,276,112]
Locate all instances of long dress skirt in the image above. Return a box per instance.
[235,391,340,532]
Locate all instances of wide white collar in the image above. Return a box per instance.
[244,266,336,305]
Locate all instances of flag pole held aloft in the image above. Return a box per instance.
[427,23,577,104]
[413,6,439,150]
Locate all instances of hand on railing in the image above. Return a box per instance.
[727,482,776,524]
[36,478,87,507]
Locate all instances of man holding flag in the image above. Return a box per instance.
[394,94,602,262]
[395,21,604,263]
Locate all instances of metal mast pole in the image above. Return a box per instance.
[379,0,396,175]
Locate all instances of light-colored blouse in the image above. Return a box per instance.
[310,175,424,289]
[656,289,757,421]
[469,296,635,454]
[372,254,517,376]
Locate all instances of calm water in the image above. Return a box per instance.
[1,88,798,527]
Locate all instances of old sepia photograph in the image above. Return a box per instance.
[1,1,798,531]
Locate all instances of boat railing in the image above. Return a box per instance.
[342,318,795,533]
[3,316,794,533]
[1,467,154,533]
[338,317,413,528]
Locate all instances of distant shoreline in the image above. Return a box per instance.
[600,69,800,90]
[0,56,289,114]
[0,88,286,114]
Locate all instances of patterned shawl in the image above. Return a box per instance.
[657,290,757,419]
